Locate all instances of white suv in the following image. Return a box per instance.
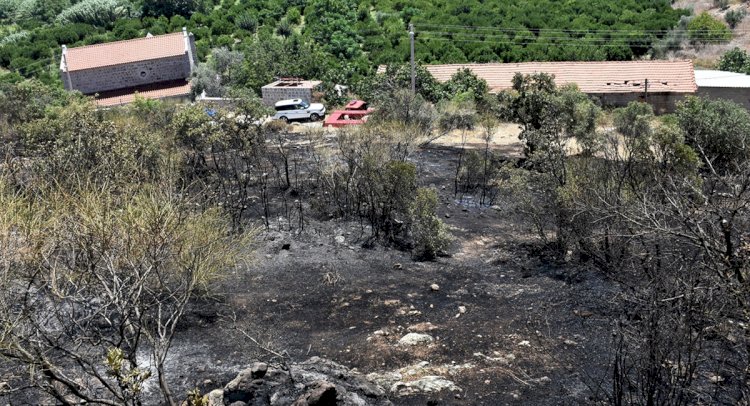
[273,99,326,122]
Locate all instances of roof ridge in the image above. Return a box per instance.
[66,31,184,52]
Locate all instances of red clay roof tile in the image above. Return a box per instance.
[380,61,697,94]
[65,32,186,72]
[94,80,192,107]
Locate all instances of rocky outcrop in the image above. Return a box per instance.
[207,357,392,406]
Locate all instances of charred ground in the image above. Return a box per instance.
[154,145,615,405]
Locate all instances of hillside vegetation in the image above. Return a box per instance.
[0,0,694,93]
[1,63,750,404]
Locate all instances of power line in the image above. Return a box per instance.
[416,36,668,48]
[417,31,676,43]
[414,23,750,35]
[416,34,734,47]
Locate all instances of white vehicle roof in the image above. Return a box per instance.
[274,98,305,107]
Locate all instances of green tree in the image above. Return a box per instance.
[717,47,750,74]
[55,0,135,26]
[442,68,490,108]
[614,101,654,139]
[304,0,362,59]
[688,12,732,44]
[676,96,750,172]
[142,0,201,17]
[510,73,599,178]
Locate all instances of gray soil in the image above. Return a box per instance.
[157,146,618,405]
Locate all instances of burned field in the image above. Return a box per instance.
[153,144,616,405]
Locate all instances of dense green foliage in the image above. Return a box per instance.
[687,12,732,44]
[676,96,750,171]
[717,47,750,74]
[0,0,691,92]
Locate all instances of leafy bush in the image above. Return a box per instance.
[142,0,200,17]
[0,0,20,19]
[442,68,489,105]
[55,0,136,26]
[688,12,732,44]
[676,96,750,171]
[725,9,746,29]
[614,101,654,138]
[236,12,258,32]
[372,89,436,135]
[276,17,292,37]
[286,7,301,24]
[0,31,28,46]
[20,99,163,185]
[437,99,476,131]
[409,187,450,260]
[717,47,750,73]
[359,63,446,104]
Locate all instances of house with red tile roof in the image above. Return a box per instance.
[379,60,697,113]
[60,29,198,107]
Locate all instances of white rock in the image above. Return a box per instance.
[398,333,434,346]
[458,306,467,314]
[206,389,224,406]
[335,235,345,244]
[391,376,460,396]
[430,283,440,291]
[518,340,531,347]
[709,375,725,384]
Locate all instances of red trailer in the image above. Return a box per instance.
[324,100,375,128]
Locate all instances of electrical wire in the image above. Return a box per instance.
[416,36,662,48]
[413,23,750,35]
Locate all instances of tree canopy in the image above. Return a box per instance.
[0,0,691,91]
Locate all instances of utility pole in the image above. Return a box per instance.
[409,23,415,94]
[644,78,649,100]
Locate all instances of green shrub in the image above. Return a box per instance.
[714,0,729,10]
[717,47,750,73]
[55,0,136,26]
[688,12,732,44]
[725,9,746,29]
[286,7,301,24]
[410,187,450,260]
[676,96,750,171]
[614,102,654,138]
[236,12,258,32]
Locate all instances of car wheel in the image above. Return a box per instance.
[310,113,320,121]
[279,116,288,123]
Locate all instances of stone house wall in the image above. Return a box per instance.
[63,54,191,95]
[262,87,315,106]
[595,92,690,114]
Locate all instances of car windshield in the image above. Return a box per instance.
[299,101,310,109]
